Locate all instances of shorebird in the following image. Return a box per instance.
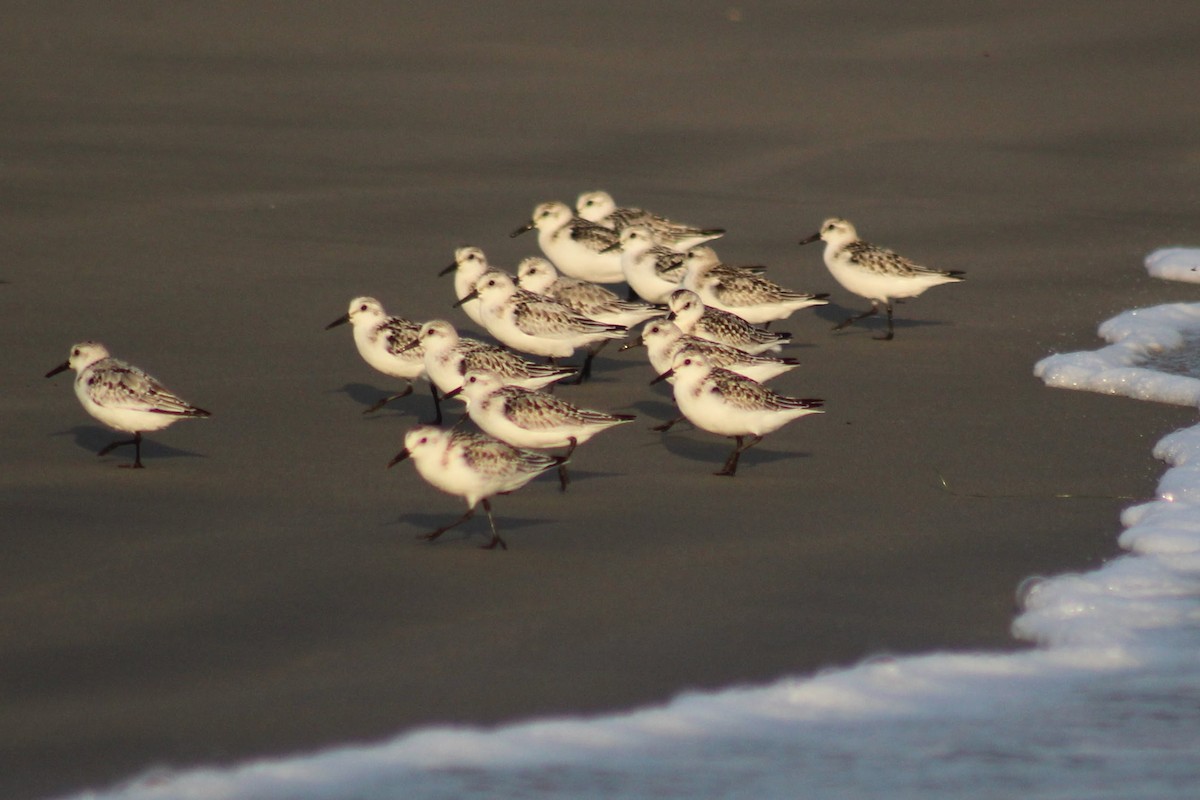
[516,256,661,328]
[461,269,627,381]
[409,319,576,399]
[575,190,725,249]
[611,225,689,304]
[682,247,828,325]
[45,341,210,468]
[447,370,635,490]
[652,351,823,477]
[666,289,792,354]
[439,246,494,327]
[623,318,800,383]
[511,200,625,284]
[325,297,431,415]
[799,217,965,340]
[388,425,565,550]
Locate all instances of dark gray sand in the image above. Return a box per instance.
[4,3,1200,798]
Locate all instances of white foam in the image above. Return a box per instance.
[66,250,1200,800]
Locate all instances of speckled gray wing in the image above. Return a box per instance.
[88,360,205,415]
[707,368,822,412]
[456,430,561,477]
[512,298,625,338]
[706,271,818,306]
[842,240,954,278]
[500,388,626,429]
[568,218,620,253]
[552,281,655,318]
[682,337,797,370]
[697,307,790,347]
[379,317,422,355]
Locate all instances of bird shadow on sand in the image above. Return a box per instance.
[330,382,433,418]
[51,426,208,462]
[387,511,557,547]
[810,301,950,337]
[653,429,813,471]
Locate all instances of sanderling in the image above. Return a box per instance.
[439,246,494,327]
[388,425,564,550]
[326,297,432,415]
[623,318,800,383]
[45,341,211,468]
[611,225,688,304]
[515,256,661,328]
[799,217,965,340]
[682,247,828,325]
[461,269,627,381]
[410,319,577,400]
[511,201,625,284]
[575,190,725,249]
[652,351,823,477]
[666,289,791,354]
[447,370,635,490]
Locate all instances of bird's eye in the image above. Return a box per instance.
[360,304,368,311]
[683,358,694,366]
[73,349,80,356]
[418,437,428,445]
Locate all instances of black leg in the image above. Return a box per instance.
[419,504,475,542]
[833,305,879,332]
[429,383,443,425]
[652,416,685,433]
[479,498,508,550]
[874,303,895,341]
[715,435,744,476]
[363,384,415,414]
[98,433,144,468]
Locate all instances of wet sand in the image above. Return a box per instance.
[3,3,1200,798]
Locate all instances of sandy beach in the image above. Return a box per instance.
[4,3,1200,797]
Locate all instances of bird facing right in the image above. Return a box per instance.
[800,217,964,340]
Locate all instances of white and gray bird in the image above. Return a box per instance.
[800,217,964,340]
[439,246,495,327]
[575,190,724,249]
[666,289,792,354]
[45,341,210,468]
[511,200,625,284]
[682,247,828,325]
[325,297,431,416]
[447,370,635,490]
[388,425,565,550]
[652,351,823,477]
[411,319,577,398]
[463,269,627,381]
[623,318,800,383]
[516,256,661,328]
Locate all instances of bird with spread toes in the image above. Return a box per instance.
[325,297,431,416]
[652,351,823,477]
[439,246,494,327]
[799,217,965,340]
[511,200,625,285]
[575,190,725,249]
[388,425,565,550]
[666,289,792,354]
[682,247,829,325]
[622,318,800,383]
[45,341,210,468]
[461,269,627,382]
[446,370,635,491]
